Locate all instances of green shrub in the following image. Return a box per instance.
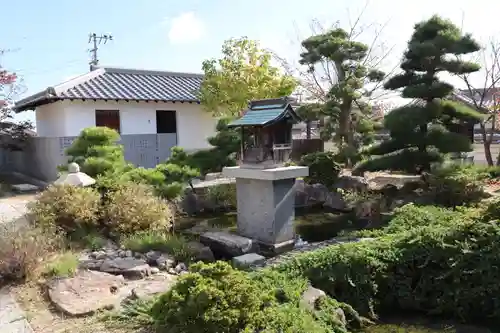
[300,151,341,189]
[63,126,131,178]
[0,225,62,283]
[29,185,101,234]
[43,251,79,278]
[425,164,488,207]
[150,261,272,333]
[149,261,354,333]
[204,183,237,210]
[104,183,173,236]
[120,231,193,262]
[277,204,500,324]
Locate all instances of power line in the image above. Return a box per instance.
[88,33,113,70]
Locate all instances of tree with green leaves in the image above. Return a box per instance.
[199,37,297,117]
[354,15,484,174]
[297,28,387,166]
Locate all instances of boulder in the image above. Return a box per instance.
[100,258,151,279]
[334,175,369,191]
[300,285,326,311]
[130,273,178,300]
[187,241,215,262]
[156,254,176,270]
[48,270,126,316]
[199,231,256,257]
[145,251,163,265]
[323,191,347,210]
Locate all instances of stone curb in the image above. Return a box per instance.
[0,288,34,333]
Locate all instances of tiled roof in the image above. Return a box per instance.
[228,97,301,127]
[14,66,204,112]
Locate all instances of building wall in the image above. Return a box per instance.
[35,102,67,137]
[35,100,217,151]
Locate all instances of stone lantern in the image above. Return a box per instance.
[53,162,96,187]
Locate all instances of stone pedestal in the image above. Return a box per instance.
[222,166,309,255]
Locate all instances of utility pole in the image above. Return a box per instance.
[88,33,113,70]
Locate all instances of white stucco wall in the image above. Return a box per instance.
[34,100,218,150]
[35,102,67,137]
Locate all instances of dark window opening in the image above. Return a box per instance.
[95,110,120,133]
[156,110,177,134]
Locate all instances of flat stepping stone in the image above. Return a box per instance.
[47,270,126,316]
[10,184,39,193]
[200,231,256,257]
[130,273,178,299]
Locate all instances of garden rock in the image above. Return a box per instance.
[335,308,347,326]
[100,258,151,279]
[200,231,256,257]
[175,262,187,274]
[323,191,347,210]
[90,251,106,260]
[300,285,326,311]
[48,270,126,316]
[79,259,103,271]
[145,251,163,265]
[187,241,215,262]
[150,267,160,275]
[334,175,369,191]
[130,273,178,300]
[232,253,266,269]
[156,254,176,270]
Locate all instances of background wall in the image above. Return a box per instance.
[35,100,217,151]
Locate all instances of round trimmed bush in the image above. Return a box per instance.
[300,151,341,189]
[104,183,173,236]
[150,261,271,333]
[29,185,101,234]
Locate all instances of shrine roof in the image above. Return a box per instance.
[228,97,300,127]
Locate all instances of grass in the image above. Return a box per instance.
[120,230,194,262]
[42,252,79,278]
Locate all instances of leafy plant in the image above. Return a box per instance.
[425,164,488,207]
[43,251,79,278]
[0,225,62,283]
[104,183,173,236]
[28,185,101,234]
[199,37,297,118]
[120,231,193,262]
[278,203,500,325]
[300,151,341,189]
[204,183,237,211]
[63,126,131,178]
[150,261,273,333]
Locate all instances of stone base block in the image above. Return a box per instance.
[199,231,256,258]
[232,253,266,269]
[258,239,296,257]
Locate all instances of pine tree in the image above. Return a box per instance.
[354,15,484,174]
[298,28,386,166]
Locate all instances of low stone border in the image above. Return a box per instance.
[0,288,34,333]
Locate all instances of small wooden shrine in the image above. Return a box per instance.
[227,97,301,169]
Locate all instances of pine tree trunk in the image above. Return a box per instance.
[419,124,429,172]
[306,121,311,139]
[481,123,494,166]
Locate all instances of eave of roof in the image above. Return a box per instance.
[13,66,205,112]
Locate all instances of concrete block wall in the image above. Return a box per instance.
[2,133,178,181]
